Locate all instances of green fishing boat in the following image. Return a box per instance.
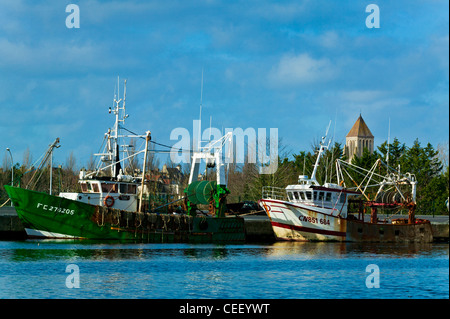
[4,79,245,243]
[5,184,245,242]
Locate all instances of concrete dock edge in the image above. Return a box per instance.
[0,206,26,239]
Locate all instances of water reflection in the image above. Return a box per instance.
[1,240,447,263]
[2,242,238,262]
[183,247,230,260]
[0,240,447,299]
[263,242,347,259]
[263,241,445,259]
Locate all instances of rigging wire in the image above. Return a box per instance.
[119,125,194,153]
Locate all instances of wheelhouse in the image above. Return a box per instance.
[285,184,349,208]
[79,180,137,195]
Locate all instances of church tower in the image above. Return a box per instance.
[345,114,374,162]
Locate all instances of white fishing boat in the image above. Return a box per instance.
[259,122,433,242]
[259,123,358,241]
[58,78,144,214]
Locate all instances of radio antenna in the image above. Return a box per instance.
[198,68,204,150]
[387,117,391,167]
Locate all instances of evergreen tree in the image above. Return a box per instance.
[377,137,406,171]
[400,139,444,214]
[351,146,378,171]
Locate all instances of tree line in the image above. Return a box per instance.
[1,150,80,206]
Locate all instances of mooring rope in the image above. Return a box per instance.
[148,196,187,213]
[0,198,11,208]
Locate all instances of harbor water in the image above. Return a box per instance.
[0,241,448,299]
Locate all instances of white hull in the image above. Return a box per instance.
[59,191,137,212]
[260,199,347,241]
[25,228,83,239]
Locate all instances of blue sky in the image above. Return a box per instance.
[0,0,448,169]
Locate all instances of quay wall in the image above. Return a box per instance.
[0,206,26,239]
[432,223,449,242]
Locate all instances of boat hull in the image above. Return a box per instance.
[259,198,433,243]
[4,186,245,243]
[346,219,433,243]
[259,199,346,241]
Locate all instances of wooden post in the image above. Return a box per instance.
[370,206,377,224]
[138,131,151,213]
[358,200,364,221]
[408,202,416,224]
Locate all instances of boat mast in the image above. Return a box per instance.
[89,78,146,180]
[49,139,61,195]
[310,121,331,184]
[198,68,204,151]
[111,77,128,178]
[112,77,120,177]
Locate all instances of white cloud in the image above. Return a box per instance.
[252,2,309,22]
[340,90,385,103]
[319,31,340,49]
[269,53,337,86]
[430,35,449,70]
[0,36,140,76]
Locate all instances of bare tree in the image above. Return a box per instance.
[86,154,96,171]
[2,152,10,172]
[146,142,160,172]
[65,151,77,173]
[22,147,33,170]
[437,141,449,170]
[124,138,140,175]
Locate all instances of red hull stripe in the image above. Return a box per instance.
[271,221,346,238]
[261,199,340,217]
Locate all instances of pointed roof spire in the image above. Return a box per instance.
[346,114,374,138]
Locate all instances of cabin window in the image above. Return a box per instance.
[325,192,332,202]
[80,182,88,193]
[305,191,312,200]
[101,183,118,193]
[288,192,295,201]
[299,192,305,200]
[293,192,300,200]
[91,182,100,193]
[318,192,324,201]
[119,183,136,194]
[339,194,346,203]
[119,195,131,201]
[313,191,318,200]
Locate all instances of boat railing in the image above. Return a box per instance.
[262,186,287,201]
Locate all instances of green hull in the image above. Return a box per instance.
[4,186,245,243]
